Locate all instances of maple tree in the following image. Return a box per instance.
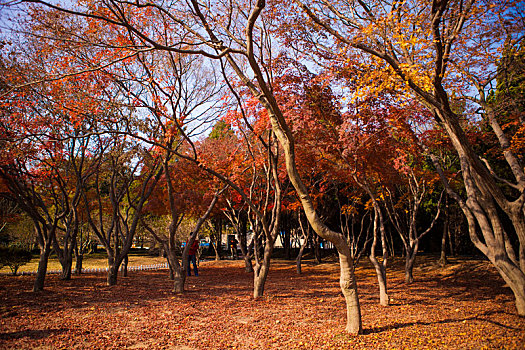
[286,0,525,316]
[1,0,523,337]
[78,129,163,286]
[0,42,107,287]
[141,156,225,293]
[1,0,363,333]
[384,165,443,284]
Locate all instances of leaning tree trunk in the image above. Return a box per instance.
[429,113,525,315]
[261,98,362,333]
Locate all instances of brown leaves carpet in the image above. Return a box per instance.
[1,257,523,349]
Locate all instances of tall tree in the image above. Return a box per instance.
[291,0,525,315]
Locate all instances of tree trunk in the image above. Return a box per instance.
[339,252,363,334]
[369,208,389,306]
[243,252,253,272]
[173,269,185,293]
[313,233,322,264]
[237,216,254,272]
[369,256,388,306]
[107,258,119,286]
[283,227,291,259]
[439,196,449,267]
[487,253,525,315]
[253,244,273,298]
[296,241,306,274]
[404,241,419,284]
[405,254,415,284]
[439,221,448,267]
[263,104,362,333]
[75,253,83,275]
[60,255,73,280]
[165,249,185,293]
[431,108,525,316]
[33,244,52,292]
[53,237,75,281]
[211,234,221,261]
[121,255,128,277]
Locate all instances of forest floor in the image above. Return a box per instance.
[0,256,523,349]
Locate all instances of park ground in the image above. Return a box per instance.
[0,256,524,349]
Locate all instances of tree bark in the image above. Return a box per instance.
[253,243,273,298]
[75,253,83,275]
[405,248,416,284]
[296,243,306,274]
[121,255,128,277]
[439,198,449,267]
[313,233,322,264]
[369,207,389,306]
[60,255,73,280]
[33,243,52,292]
[107,256,120,286]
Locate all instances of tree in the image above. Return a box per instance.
[0,246,32,275]
[142,156,224,293]
[0,50,84,290]
[384,167,443,283]
[292,0,525,315]
[78,130,163,286]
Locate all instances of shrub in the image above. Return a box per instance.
[0,246,33,275]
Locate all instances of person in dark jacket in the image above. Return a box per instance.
[187,238,199,276]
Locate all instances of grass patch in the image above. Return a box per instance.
[0,252,166,274]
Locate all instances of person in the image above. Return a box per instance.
[187,237,199,276]
[229,237,238,260]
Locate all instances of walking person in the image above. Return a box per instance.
[187,237,199,276]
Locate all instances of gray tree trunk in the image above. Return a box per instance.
[369,207,389,306]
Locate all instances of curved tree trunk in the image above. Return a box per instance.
[264,109,362,333]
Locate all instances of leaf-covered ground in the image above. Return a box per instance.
[1,257,523,349]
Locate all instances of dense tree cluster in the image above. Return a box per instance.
[0,0,523,334]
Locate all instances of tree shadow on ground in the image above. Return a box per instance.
[0,328,68,340]
[363,310,519,335]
